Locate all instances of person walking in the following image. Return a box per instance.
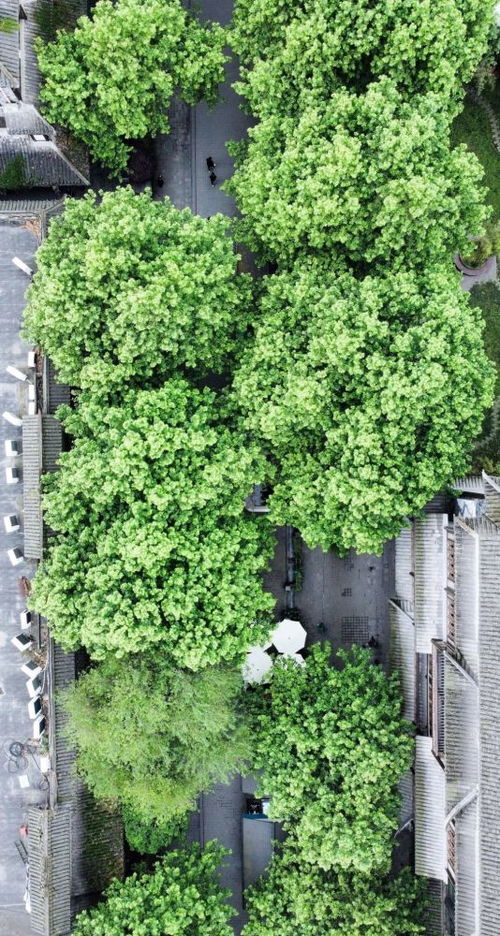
[206,156,216,171]
[209,170,217,186]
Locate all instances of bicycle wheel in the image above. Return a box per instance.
[8,755,28,773]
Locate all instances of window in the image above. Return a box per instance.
[431,646,445,762]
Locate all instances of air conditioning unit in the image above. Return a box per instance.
[27,383,35,402]
[6,466,19,484]
[28,696,42,720]
[4,439,20,457]
[21,660,42,678]
[7,547,23,565]
[32,715,46,740]
[11,633,33,652]
[12,257,33,278]
[27,351,36,369]
[3,514,20,533]
[20,610,31,629]
[6,364,28,382]
[2,411,22,427]
[26,674,42,698]
[27,400,36,415]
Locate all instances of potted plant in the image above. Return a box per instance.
[456,223,500,275]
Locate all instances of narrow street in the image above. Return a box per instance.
[153,7,396,930]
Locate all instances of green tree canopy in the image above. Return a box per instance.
[227,82,488,266]
[122,806,188,855]
[31,380,275,665]
[246,645,413,873]
[24,188,251,396]
[233,262,494,553]
[232,0,490,105]
[36,0,227,172]
[243,849,426,936]
[73,843,234,936]
[62,653,249,822]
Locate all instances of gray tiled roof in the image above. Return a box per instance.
[52,642,125,919]
[28,805,72,936]
[389,599,415,722]
[22,413,43,560]
[444,657,478,815]
[477,530,500,936]
[414,736,446,881]
[0,0,20,84]
[22,413,63,559]
[455,799,478,936]
[413,513,447,653]
[0,133,88,187]
[17,0,87,104]
[425,879,444,936]
[3,101,54,136]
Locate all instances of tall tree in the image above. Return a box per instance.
[246,644,413,873]
[62,653,250,822]
[24,188,251,396]
[233,261,494,554]
[73,843,234,936]
[31,381,274,666]
[243,849,426,936]
[227,82,487,266]
[231,0,490,106]
[36,0,227,172]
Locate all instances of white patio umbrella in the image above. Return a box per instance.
[242,646,274,684]
[281,651,306,667]
[269,618,307,654]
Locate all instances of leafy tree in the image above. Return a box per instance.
[226,82,488,266]
[24,188,251,395]
[31,380,275,665]
[123,806,188,855]
[233,261,495,554]
[73,842,234,936]
[246,644,413,873]
[243,848,426,936]
[62,653,250,822]
[36,0,227,172]
[231,0,490,106]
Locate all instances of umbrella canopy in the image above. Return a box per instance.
[269,618,307,654]
[243,646,274,684]
[281,651,306,667]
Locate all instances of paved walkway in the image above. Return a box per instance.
[155,0,252,217]
[0,220,47,936]
[295,541,395,668]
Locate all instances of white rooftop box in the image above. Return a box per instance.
[2,411,22,427]
[3,514,19,533]
[7,547,23,565]
[21,660,42,678]
[4,439,20,457]
[32,715,46,740]
[26,674,43,698]
[12,257,33,278]
[27,351,36,369]
[27,400,36,415]
[6,466,19,484]
[6,365,27,382]
[20,610,31,629]
[28,696,42,720]
[11,633,33,652]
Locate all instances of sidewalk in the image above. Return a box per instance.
[155,0,252,217]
